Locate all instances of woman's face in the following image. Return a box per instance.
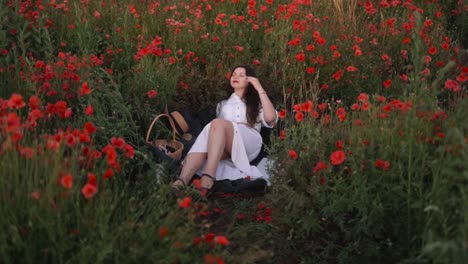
[230,67,249,90]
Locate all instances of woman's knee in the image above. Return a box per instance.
[209,118,229,132]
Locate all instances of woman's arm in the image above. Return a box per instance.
[246,77,277,124]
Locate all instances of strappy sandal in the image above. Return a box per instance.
[199,173,216,197]
[172,178,187,190]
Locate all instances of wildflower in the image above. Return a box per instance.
[159,227,169,238]
[332,70,344,81]
[288,149,298,160]
[31,191,40,200]
[203,254,224,264]
[428,46,437,55]
[313,161,328,173]
[306,67,316,74]
[61,174,73,189]
[295,52,305,62]
[193,236,202,246]
[330,150,346,165]
[8,94,26,109]
[85,105,94,117]
[123,144,134,158]
[278,109,286,119]
[383,79,392,88]
[178,197,192,208]
[84,122,96,134]
[79,82,92,96]
[28,95,40,109]
[87,173,97,186]
[375,159,390,171]
[279,130,286,140]
[192,179,202,189]
[237,213,246,219]
[93,10,101,19]
[81,183,98,199]
[335,140,344,149]
[147,89,157,98]
[111,137,125,149]
[295,111,304,122]
[310,110,320,119]
[103,168,114,179]
[214,236,230,246]
[204,233,215,243]
[301,100,313,112]
[20,147,34,159]
[65,134,77,148]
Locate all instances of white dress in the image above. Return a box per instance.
[186,93,278,182]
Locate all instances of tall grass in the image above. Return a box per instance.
[0,0,466,263]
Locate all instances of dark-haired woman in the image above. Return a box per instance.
[172,65,278,194]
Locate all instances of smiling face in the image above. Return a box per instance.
[230,67,249,90]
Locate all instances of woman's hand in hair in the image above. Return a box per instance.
[246,77,265,93]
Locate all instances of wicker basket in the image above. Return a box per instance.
[146,113,184,161]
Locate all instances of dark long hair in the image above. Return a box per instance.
[224,64,260,127]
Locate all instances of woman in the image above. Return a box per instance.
[172,65,278,194]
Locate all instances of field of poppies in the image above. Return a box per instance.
[1,0,467,263]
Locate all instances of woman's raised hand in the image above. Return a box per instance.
[246,76,264,93]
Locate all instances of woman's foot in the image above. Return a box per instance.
[199,173,216,196]
[172,178,187,189]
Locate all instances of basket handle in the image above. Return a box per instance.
[145,113,177,143]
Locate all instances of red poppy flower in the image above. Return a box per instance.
[192,236,202,246]
[31,191,40,200]
[65,134,76,148]
[278,109,286,119]
[159,226,169,238]
[375,159,390,171]
[81,183,98,199]
[317,103,328,111]
[279,130,286,140]
[192,179,202,189]
[295,111,304,122]
[383,79,392,88]
[28,95,40,109]
[288,149,298,160]
[301,100,313,112]
[147,89,157,98]
[111,137,126,149]
[123,144,134,158]
[85,105,93,117]
[306,67,316,74]
[203,254,224,264]
[214,236,230,246]
[330,150,346,165]
[8,93,26,109]
[178,197,192,208]
[87,173,97,186]
[332,70,344,81]
[295,52,305,62]
[84,122,96,134]
[335,140,344,149]
[204,233,215,243]
[313,161,328,173]
[61,174,73,189]
[79,82,92,96]
[103,168,114,179]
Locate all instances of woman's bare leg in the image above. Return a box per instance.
[201,119,234,189]
[172,152,206,187]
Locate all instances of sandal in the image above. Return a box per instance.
[172,178,187,190]
[199,173,216,197]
